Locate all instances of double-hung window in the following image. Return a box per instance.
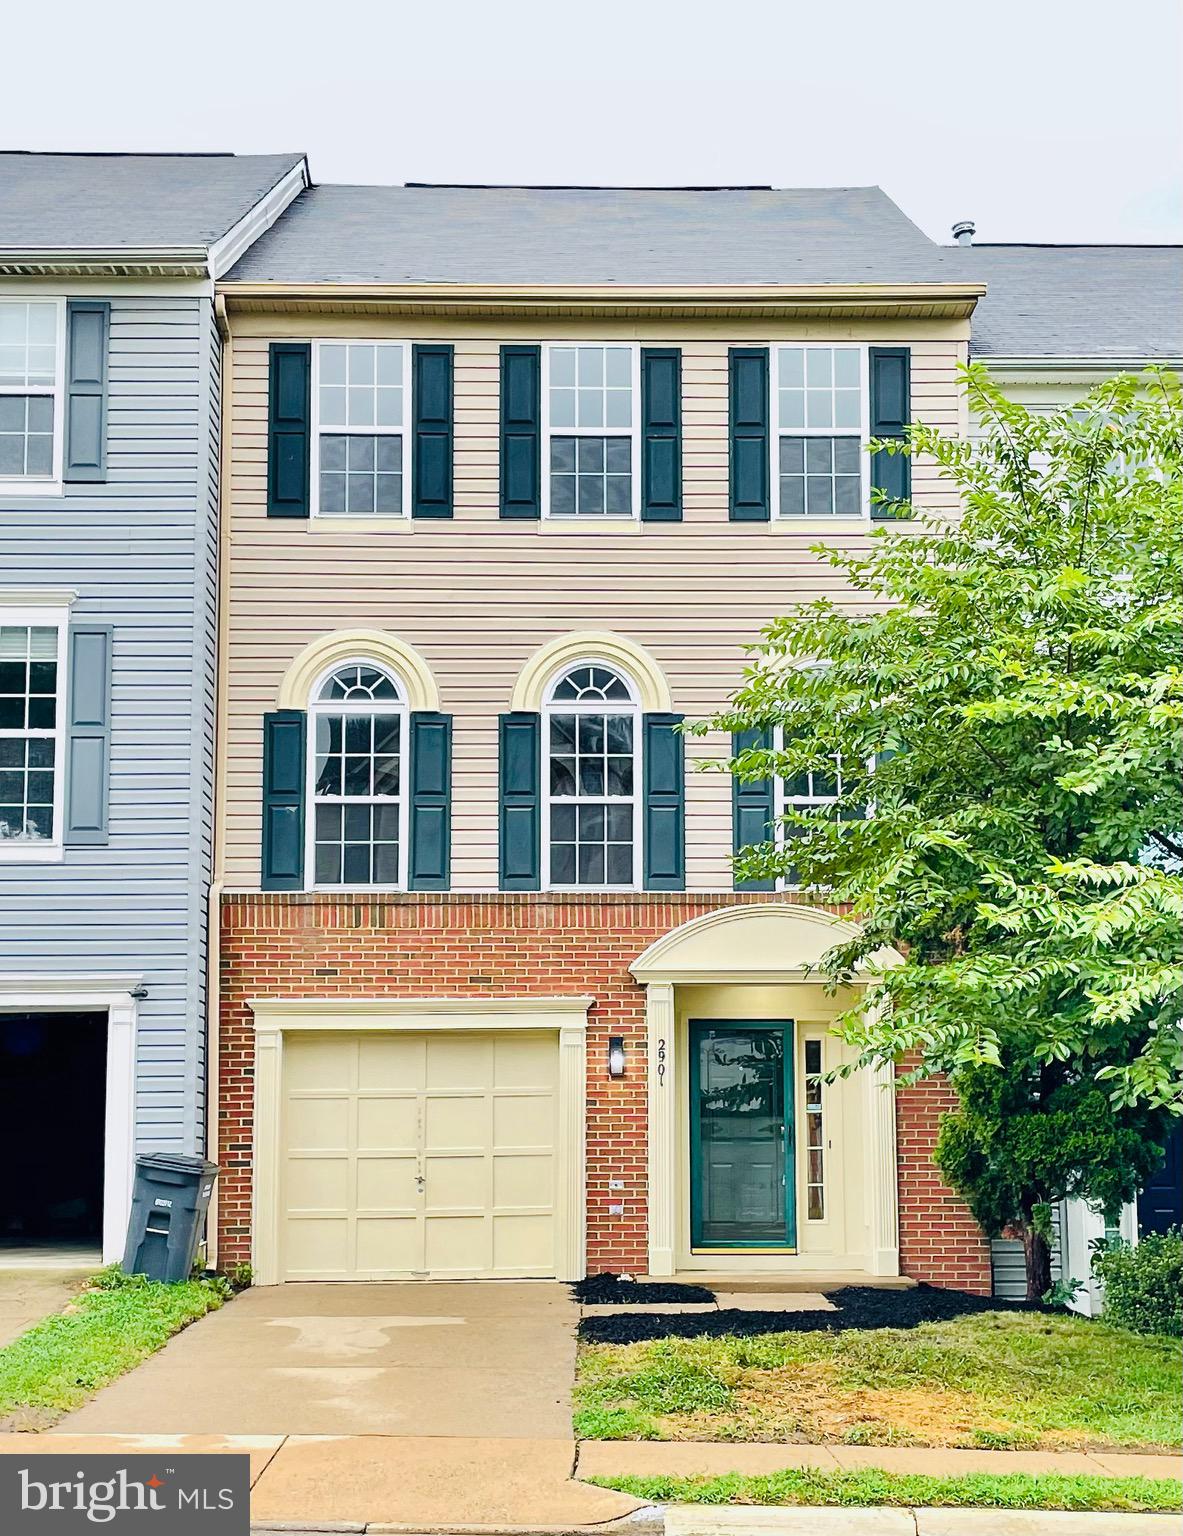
[774,345,867,519]
[312,342,409,519]
[544,663,639,887]
[308,662,407,887]
[543,344,640,519]
[0,608,67,854]
[0,300,64,492]
[770,724,870,890]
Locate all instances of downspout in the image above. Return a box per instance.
[205,290,233,1269]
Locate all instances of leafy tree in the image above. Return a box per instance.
[699,366,1183,1299]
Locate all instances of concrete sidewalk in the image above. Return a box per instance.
[0,1433,1176,1531]
[665,1512,1180,1535]
[0,1433,646,1530]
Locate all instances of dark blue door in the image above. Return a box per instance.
[689,1022,795,1250]
[1138,1124,1182,1236]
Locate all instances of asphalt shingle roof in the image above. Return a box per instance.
[0,152,305,250]
[960,244,1183,359]
[224,184,966,286]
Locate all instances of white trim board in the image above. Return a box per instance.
[0,974,140,1264]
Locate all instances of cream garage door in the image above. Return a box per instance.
[281,1030,558,1280]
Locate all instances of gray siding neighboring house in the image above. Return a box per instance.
[956,236,1183,1307]
[0,153,306,1261]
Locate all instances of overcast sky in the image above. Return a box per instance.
[4,0,1180,245]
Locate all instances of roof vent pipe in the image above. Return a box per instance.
[952,220,976,246]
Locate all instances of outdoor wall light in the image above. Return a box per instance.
[607,1036,626,1078]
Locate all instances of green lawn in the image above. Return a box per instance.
[588,1469,1182,1513]
[0,1267,231,1430]
[575,1310,1181,1448]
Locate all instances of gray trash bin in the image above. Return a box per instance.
[122,1153,218,1283]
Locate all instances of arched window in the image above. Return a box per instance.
[544,662,639,888]
[308,661,406,887]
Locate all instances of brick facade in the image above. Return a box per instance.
[216,892,991,1292]
[896,1069,992,1293]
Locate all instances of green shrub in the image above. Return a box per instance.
[1094,1231,1183,1337]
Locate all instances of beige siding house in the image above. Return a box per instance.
[212,185,1000,1292]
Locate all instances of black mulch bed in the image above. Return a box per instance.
[578,1283,1045,1344]
[572,1273,717,1305]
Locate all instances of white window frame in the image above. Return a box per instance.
[800,1032,829,1225]
[0,601,70,862]
[771,722,875,892]
[542,658,641,891]
[305,657,410,891]
[0,297,67,497]
[541,342,642,522]
[310,339,412,522]
[770,343,870,522]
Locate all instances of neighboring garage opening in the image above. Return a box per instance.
[0,1011,106,1253]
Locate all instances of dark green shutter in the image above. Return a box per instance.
[869,346,911,518]
[64,301,109,482]
[408,712,451,889]
[729,347,770,520]
[64,624,113,845]
[267,343,311,518]
[643,713,685,890]
[499,712,540,889]
[412,344,454,518]
[732,726,775,890]
[641,348,682,522]
[261,710,306,889]
[500,345,541,518]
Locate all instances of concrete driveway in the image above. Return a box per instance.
[56,1281,579,1437]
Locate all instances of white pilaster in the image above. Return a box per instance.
[645,981,676,1276]
[102,997,138,1264]
[558,1023,588,1281]
[866,1055,900,1275]
[252,1025,283,1286]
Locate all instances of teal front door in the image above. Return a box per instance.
[689,1021,795,1250]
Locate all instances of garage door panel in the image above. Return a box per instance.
[493,1214,553,1270]
[359,1033,425,1089]
[425,1093,486,1149]
[493,1151,553,1208]
[493,1093,554,1147]
[286,1218,349,1275]
[356,1094,417,1150]
[286,1037,355,1090]
[425,1214,488,1271]
[356,1155,418,1211]
[356,1216,420,1273]
[286,1095,349,1150]
[494,1032,557,1088]
[426,1152,487,1209]
[425,1034,491,1089]
[287,1155,349,1212]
